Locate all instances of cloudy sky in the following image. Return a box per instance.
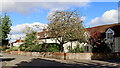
[0,0,119,42]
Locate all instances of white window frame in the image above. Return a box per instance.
[106,28,114,39]
[84,32,90,41]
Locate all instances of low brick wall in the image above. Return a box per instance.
[9,51,120,60]
[91,52,120,60]
[66,53,92,60]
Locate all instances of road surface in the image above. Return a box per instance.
[0,53,120,68]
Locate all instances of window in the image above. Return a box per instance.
[44,33,48,38]
[84,32,90,41]
[106,28,114,39]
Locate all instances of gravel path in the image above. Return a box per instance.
[1,53,120,68]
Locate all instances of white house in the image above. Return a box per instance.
[37,23,120,53]
[12,37,24,47]
[37,30,90,53]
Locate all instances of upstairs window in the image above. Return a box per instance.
[44,33,48,38]
[106,28,114,39]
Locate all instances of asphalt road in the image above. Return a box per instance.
[0,53,120,68]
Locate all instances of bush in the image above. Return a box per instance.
[68,44,85,53]
[47,43,59,52]
[19,44,25,51]
[41,43,60,52]
[1,46,9,51]
[9,47,19,51]
[19,43,60,52]
[28,44,42,52]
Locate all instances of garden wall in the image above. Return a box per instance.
[9,51,120,60]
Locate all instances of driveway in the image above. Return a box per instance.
[1,53,120,68]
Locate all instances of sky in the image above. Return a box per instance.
[0,0,119,42]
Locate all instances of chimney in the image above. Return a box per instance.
[19,37,21,42]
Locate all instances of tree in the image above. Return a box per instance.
[22,25,42,51]
[47,9,86,52]
[88,32,111,53]
[0,14,12,46]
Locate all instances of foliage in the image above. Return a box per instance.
[19,44,25,51]
[42,43,59,52]
[25,44,42,52]
[1,46,7,51]
[0,14,12,46]
[22,26,39,51]
[19,43,60,52]
[47,9,86,52]
[9,47,19,51]
[68,44,85,53]
[89,32,111,53]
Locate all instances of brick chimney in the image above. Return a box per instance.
[19,37,21,42]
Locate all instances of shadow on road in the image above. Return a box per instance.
[2,58,117,68]
[0,58,15,62]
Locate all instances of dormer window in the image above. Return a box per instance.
[84,32,90,41]
[106,28,114,39]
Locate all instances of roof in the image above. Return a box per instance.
[37,23,120,39]
[37,31,52,39]
[86,23,120,37]
[109,24,120,37]
[13,37,24,43]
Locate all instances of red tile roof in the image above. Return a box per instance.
[13,37,24,43]
[86,23,120,36]
[37,23,120,39]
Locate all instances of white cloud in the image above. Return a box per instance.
[0,0,90,14]
[10,22,47,34]
[87,10,118,27]
[9,22,47,42]
[81,16,86,21]
[8,34,25,42]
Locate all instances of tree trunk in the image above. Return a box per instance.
[59,43,64,52]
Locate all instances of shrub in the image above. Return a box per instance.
[2,46,8,51]
[68,44,85,53]
[41,43,60,52]
[30,44,42,52]
[47,44,59,52]
[20,43,60,52]
[19,44,25,51]
[9,47,19,51]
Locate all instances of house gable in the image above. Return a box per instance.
[106,28,114,39]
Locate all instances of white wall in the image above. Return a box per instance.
[114,37,120,52]
[13,42,24,47]
[63,41,88,53]
[39,38,61,44]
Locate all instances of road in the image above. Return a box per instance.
[0,53,120,68]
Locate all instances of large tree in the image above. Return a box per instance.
[47,9,86,52]
[0,14,12,46]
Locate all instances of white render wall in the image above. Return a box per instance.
[13,42,24,47]
[39,38,60,44]
[63,41,88,53]
[114,37,120,52]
